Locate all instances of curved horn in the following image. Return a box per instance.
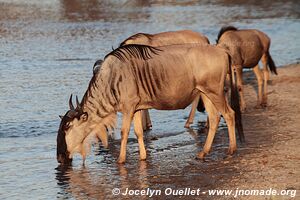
[76,95,81,109]
[69,94,74,110]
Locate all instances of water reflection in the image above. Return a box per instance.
[60,0,151,22]
[55,155,152,199]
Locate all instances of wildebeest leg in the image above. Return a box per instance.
[236,66,246,112]
[141,110,152,131]
[261,54,269,106]
[141,110,147,131]
[95,126,108,148]
[133,110,147,160]
[145,110,152,129]
[118,110,134,164]
[224,73,231,103]
[197,93,220,159]
[205,116,209,128]
[221,101,237,154]
[184,95,200,128]
[253,65,264,107]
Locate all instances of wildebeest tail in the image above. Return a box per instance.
[266,51,277,75]
[228,54,245,143]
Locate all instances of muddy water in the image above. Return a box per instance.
[0,0,299,199]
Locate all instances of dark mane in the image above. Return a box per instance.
[119,33,153,47]
[81,66,99,107]
[216,26,238,43]
[105,44,162,62]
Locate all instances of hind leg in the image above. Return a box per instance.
[197,94,221,159]
[236,66,246,112]
[133,110,147,160]
[143,110,152,130]
[253,65,264,107]
[261,54,269,106]
[141,110,152,131]
[225,73,231,104]
[185,95,200,128]
[221,101,237,154]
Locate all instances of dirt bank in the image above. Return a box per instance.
[213,63,300,199]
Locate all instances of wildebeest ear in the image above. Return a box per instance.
[59,115,63,119]
[81,112,88,121]
[93,59,103,75]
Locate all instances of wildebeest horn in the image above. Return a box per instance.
[69,94,74,110]
[76,95,81,109]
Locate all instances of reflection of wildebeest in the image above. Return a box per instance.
[119,30,210,129]
[217,26,277,111]
[57,44,242,165]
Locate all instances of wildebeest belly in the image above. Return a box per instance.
[241,37,264,68]
[242,53,263,68]
[147,84,198,110]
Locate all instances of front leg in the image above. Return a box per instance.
[133,110,147,160]
[118,109,135,164]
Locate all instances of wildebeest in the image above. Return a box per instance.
[120,30,210,129]
[216,26,277,111]
[120,30,210,46]
[57,44,242,165]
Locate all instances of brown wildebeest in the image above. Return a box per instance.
[120,30,210,129]
[57,44,243,165]
[216,26,277,111]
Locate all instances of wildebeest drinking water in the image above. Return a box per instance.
[57,44,243,165]
[119,30,210,129]
[216,26,277,111]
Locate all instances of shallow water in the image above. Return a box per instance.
[0,0,299,199]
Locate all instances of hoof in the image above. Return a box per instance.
[197,151,206,160]
[255,103,267,109]
[227,147,236,155]
[184,123,191,128]
[117,158,126,164]
[261,97,268,107]
[261,103,267,107]
[146,124,152,130]
[140,154,147,161]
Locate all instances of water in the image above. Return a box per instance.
[0,0,299,199]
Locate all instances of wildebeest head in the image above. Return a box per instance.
[57,94,89,165]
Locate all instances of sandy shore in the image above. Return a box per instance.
[214,63,300,199]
